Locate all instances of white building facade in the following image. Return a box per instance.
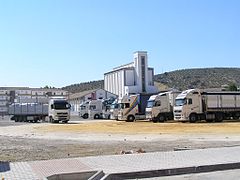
[0,90,10,115]
[104,51,158,99]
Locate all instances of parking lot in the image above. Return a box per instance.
[1,116,240,162]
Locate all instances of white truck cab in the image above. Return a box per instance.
[118,94,152,121]
[79,101,90,119]
[48,98,71,123]
[109,100,119,120]
[173,89,203,122]
[88,99,103,119]
[146,91,180,122]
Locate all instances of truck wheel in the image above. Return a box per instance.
[15,116,19,122]
[152,118,158,123]
[83,113,89,119]
[158,114,166,122]
[23,116,27,122]
[215,113,224,122]
[94,114,100,119]
[127,115,135,122]
[189,114,197,123]
[233,116,240,120]
[49,117,52,123]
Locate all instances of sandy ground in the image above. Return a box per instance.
[1,116,240,162]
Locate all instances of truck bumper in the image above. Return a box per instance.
[174,114,188,122]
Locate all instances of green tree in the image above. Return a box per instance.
[228,83,238,91]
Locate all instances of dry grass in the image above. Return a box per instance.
[35,121,240,135]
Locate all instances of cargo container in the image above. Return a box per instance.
[174,89,240,122]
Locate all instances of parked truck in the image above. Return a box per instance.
[9,103,48,122]
[118,93,153,121]
[109,99,119,120]
[48,98,71,123]
[79,101,90,119]
[9,98,71,123]
[174,89,240,123]
[88,99,104,119]
[79,98,116,119]
[146,91,180,122]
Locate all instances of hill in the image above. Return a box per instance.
[62,80,104,93]
[62,68,240,93]
[154,68,240,90]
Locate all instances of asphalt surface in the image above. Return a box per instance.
[0,116,26,127]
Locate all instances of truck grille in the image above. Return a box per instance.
[174,110,182,113]
[57,112,68,115]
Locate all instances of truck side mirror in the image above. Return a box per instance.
[66,104,71,109]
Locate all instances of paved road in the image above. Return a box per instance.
[0,115,111,127]
[0,116,26,127]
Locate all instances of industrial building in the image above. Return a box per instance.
[0,87,68,115]
[68,88,117,114]
[104,51,158,99]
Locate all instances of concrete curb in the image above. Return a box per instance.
[103,162,240,179]
[46,170,104,180]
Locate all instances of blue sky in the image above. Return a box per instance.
[0,0,239,87]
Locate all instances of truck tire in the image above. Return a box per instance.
[158,114,166,122]
[23,116,27,122]
[127,115,135,122]
[82,113,89,119]
[15,116,19,122]
[189,114,197,123]
[94,114,100,119]
[215,113,224,122]
[49,117,53,123]
[152,118,158,123]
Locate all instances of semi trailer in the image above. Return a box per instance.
[9,103,48,122]
[146,91,180,122]
[174,89,240,123]
[118,93,153,121]
[9,98,71,123]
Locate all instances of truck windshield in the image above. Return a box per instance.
[111,103,119,109]
[175,98,187,106]
[80,106,86,110]
[119,103,130,109]
[54,101,69,110]
[147,100,154,108]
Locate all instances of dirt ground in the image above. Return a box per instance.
[1,118,240,162]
